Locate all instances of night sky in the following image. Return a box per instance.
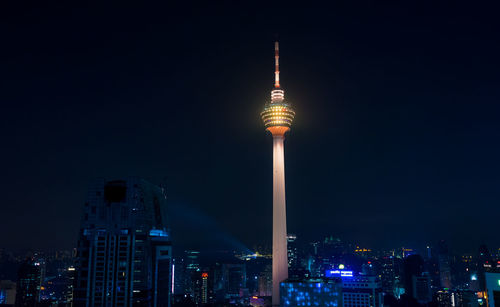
[1,2,500,253]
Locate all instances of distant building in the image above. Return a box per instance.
[222,263,246,299]
[412,274,432,304]
[342,275,383,307]
[287,234,298,268]
[258,265,272,297]
[184,250,200,300]
[478,245,493,291]
[15,258,42,307]
[433,290,451,306]
[39,273,73,305]
[403,254,432,304]
[73,178,172,307]
[438,240,452,289]
[172,257,185,296]
[280,278,342,307]
[453,290,479,307]
[0,280,16,305]
[379,256,400,295]
[434,289,478,307]
[201,272,208,304]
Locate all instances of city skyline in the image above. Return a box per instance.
[1,1,500,254]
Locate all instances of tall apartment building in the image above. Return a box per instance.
[73,178,172,307]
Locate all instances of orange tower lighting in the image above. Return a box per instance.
[260,41,295,306]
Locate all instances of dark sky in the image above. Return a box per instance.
[1,1,500,253]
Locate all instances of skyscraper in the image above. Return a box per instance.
[438,240,452,289]
[261,42,295,306]
[287,234,297,268]
[73,178,172,307]
[403,255,432,304]
[201,272,208,304]
[15,258,42,307]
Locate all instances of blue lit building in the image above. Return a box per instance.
[325,269,383,307]
[485,272,500,307]
[341,276,383,307]
[73,178,172,307]
[280,278,342,307]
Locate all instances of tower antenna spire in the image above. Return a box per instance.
[274,41,280,88]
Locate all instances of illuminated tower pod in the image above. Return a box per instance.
[260,41,295,306]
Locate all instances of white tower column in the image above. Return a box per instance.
[261,41,295,306]
[272,135,288,306]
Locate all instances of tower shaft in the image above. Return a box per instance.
[272,135,288,306]
[261,41,295,306]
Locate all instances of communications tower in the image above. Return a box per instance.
[261,41,295,306]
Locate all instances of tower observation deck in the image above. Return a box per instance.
[260,41,295,306]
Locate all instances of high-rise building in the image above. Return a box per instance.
[222,263,246,299]
[15,258,42,307]
[201,272,208,304]
[379,256,401,295]
[478,244,493,292]
[287,234,297,269]
[411,274,432,304]
[403,254,432,304]
[261,41,295,306]
[172,257,184,296]
[280,278,342,307]
[438,240,452,289]
[258,265,273,297]
[183,250,200,301]
[73,178,172,307]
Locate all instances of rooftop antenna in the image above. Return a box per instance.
[274,41,280,88]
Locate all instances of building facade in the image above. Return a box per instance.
[485,272,500,307]
[73,178,172,307]
[341,276,383,307]
[280,278,342,307]
[15,258,42,307]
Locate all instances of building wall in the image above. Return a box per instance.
[342,276,383,307]
[485,272,500,307]
[280,279,342,307]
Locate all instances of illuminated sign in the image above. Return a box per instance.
[325,270,354,278]
[149,229,169,237]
